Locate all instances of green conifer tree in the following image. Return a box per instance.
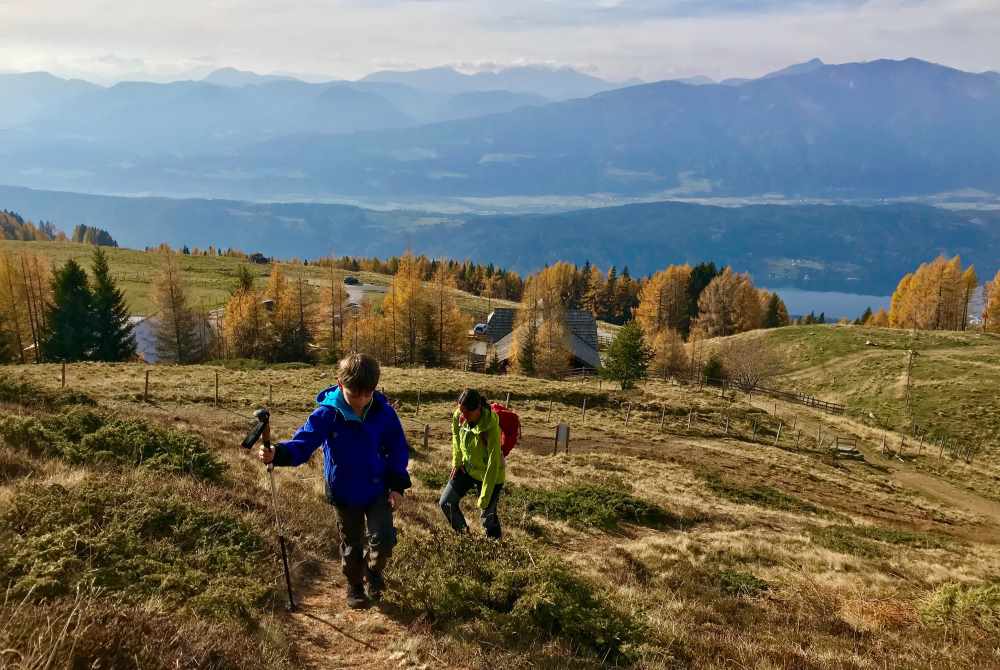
[601,321,651,390]
[41,259,94,361]
[90,247,136,361]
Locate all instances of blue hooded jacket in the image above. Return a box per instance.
[272,385,411,507]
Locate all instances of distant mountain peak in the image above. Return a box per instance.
[202,67,299,87]
[760,58,826,79]
[360,64,625,100]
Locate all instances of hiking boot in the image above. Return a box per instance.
[346,583,368,610]
[365,568,386,601]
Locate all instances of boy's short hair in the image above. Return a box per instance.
[457,388,484,411]
[338,353,380,393]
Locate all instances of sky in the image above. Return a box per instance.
[0,0,998,84]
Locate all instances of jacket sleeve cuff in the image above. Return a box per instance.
[387,470,412,494]
[272,443,293,467]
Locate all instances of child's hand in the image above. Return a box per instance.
[388,491,404,510]
[258,445,274,465]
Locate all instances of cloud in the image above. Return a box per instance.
[0,0,996,83]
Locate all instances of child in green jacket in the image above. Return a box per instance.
[439,388,505,538]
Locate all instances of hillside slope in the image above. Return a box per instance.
[714,325,1000,502]
[4,186,1000,294]
[0,240,514,317]
[2,362,998,668]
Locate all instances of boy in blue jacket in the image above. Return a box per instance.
[259,353,411,609]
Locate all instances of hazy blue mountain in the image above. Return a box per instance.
[140,57,996,201]
[13,79,414,154]
[761,57,826,79]
[0,72,100,128]
[202,67,301,87]
[3,58,999,202]
[362,65,627,100]
[672,75,715,85]
[3,185,999,296]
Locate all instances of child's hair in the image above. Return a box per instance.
[337,353,381,393]
[457,388,484,411]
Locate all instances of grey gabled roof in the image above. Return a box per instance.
[494,309,601,370]
[484,308,518,344]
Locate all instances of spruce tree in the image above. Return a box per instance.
[41,259,94,361]
[763,293,782,328]
[601,321,651,390]
[90,247,136,361]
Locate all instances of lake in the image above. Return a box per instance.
[764,287,891,321]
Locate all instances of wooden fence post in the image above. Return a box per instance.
[724,414,730,435]
[423,424,430,451]
[505,391,511,407]
[581,398,587,425]
[774,422,783,446]
[816,427,822,446]
[687,411,693,430]
[623,402,632,429]
[61,361,66,388]
[752,420,758,441]
[416,390,421,416]
[791,416,797,431]
[214,371,220,406]
[547,400,553,424]
[795,431,801,449]
[659,406,666,431]
[269,383,273,406]
[881,432,887,455]
[144,370,150,403]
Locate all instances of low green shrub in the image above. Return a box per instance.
[921,581,1000,632]
[0,374,94,409]
[810,524,952,559]
[699,471,823,515]
[0,476,270,619]
[72,418,224,481]
[0,410,224,481]
[508,483,691,531]
[43,406,107,442]
[0,414,65,458]
[809,525,885,558]
[413,467,449,491]
[386,529,644,664]
[719,570,770,598]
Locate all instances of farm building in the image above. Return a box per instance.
[479,307,601,371]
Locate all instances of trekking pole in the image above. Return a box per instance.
[242,408,297,612]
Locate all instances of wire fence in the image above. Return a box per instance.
[36,364,987,467]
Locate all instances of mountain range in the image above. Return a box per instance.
[2,185,998,296]
[1,58,998,204]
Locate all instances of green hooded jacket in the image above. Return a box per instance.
[451,406,506,509]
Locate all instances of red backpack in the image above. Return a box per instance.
[490,402,521,457]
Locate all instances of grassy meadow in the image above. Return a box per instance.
[2,354,999,668]
[0,240,518,317]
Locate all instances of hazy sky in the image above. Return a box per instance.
[1,0,997,83]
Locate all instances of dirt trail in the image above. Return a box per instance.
[748,395,1000,543]
[280,561,434,670]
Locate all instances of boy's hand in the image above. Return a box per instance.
[388,491,404,510]
[258,444,275,465]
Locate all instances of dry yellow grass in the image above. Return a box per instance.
[3,359,999,668]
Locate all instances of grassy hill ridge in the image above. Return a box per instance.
[0,239,514,317]
[2,356,999,667]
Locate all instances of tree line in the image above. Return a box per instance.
[0,210,117,247]
[846,256,994,332]
[507,261,790,380]
[0,248,134,363]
